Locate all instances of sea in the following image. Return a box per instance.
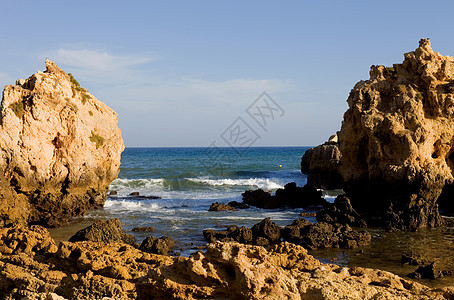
[49,146,454,288]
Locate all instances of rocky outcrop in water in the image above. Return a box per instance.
[316,195,367,227]
[338,39,454,230]
[204,217,371,250]
[0,60,124,227]
[241,182,327,209]
[301,134,343,189]
[0,225,451,299]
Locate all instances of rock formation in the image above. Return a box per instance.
[316,195,367,227]
[241,182,327,209]
[301,134,343,190]
[69,219,136,245]
[0,225,451,299]
[0,60,124,227]
[204,217,371,250]
[338,39,454,229]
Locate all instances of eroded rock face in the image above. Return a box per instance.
[301,135,343,190]
[339,39,454,230]
[0,60,124,227]
[0,226,451,299]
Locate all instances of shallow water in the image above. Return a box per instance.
[310,224,454,288]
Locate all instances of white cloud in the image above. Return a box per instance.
[53,49,156,71]
[49,48,158,85]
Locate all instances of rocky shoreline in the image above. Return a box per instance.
[1,40,454,298]
[1,223,453,299]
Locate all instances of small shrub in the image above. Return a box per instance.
[81,93,90,104]
[68,73,80,87]
[90,131,104,149]
[88,110,93,116]
[9,101,24,118]
[416,92,424,101]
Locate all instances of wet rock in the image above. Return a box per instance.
[208,202,238,211]
[129,192,140,196]
[0,60,124,227]
[274,182,328,208]
[316,195,367,227]
[203,229,229,243]
[241,183,327,209]
[281,218,313,244]
[229,226,253,244]
[251,217,281,244]
[301,136,343,190]
[241,189,274,208]
[228,200,250,209]
[68,218,136,245]
[132,226,155,232]
[408,262,453,279]
[299,222,371,250]
[401,251,432,266]
[139,236,175,255]
[338,39,454,229]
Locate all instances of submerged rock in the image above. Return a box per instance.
[339,39,454,230]
[0,60,124,227]
[301,135,343,190]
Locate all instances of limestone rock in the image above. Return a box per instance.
[0,225,451,299]
[301,135,343,190]
[0,60,124,227]
[69,218,136,245]
[339,39,454,229]
[139,236,175,255]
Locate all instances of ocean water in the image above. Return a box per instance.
[48,146,454,287]
[52,147,323,255]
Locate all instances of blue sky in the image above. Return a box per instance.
[1,1,454,147]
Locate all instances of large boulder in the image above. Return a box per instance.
[0,60,124,227]
[339,39,454,230]
[69,218,136,245]
[301,134,343,190]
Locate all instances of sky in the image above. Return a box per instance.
[1,1,454,147]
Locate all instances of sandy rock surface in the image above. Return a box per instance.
[1,226,450,299]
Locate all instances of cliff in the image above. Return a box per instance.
[339,39,454,229]
[0,60,124,227]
